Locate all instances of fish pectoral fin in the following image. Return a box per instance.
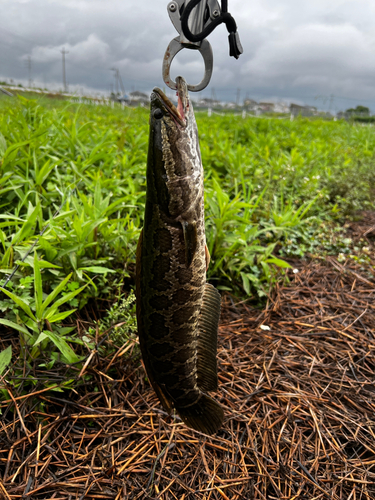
[196,283,221,392]
[181,220,198,268]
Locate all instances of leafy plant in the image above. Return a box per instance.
[0,251,86,364]
[0,345,12,376]
[1,93,374,387]
[205,178,291,296]
[86,290,137,350]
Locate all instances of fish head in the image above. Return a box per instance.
[148,76,202,218]
[150,78,187,131]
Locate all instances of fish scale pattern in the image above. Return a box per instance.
[135,77,223,434]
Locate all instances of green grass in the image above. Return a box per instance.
[1,94,375,385]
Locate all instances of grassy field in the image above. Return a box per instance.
[0,94,375,383]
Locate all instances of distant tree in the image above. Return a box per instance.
[346,105,370,116]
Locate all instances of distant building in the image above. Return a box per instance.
[118,93,130,103]
[129,91,149,106]
[243,100,289,114]
[243,98,258,111]
[290,104,317,117]
[258,102,275,113]
[317,111,333,118]
[196,97,221,108]
[223,102,238,109]
[273,102,289,114]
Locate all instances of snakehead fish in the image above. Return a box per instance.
[135,76,223,435]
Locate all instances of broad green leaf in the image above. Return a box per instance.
[0,173,12,186]
[12,202,40,246]
[44,284,86,317]
[1,246,13,267]
[0,346,12,376]
[14,257,61,270]
[0,185,23,196]
[37,260,61,269]
[39,273,73,317]
[34,251,43,318]
[0,319,31,336]
[0,215,24,221]
[79,266,115,274]
[48,386,64,392]
[266,257,292,269]
[0,287,36,321]
[35,159,56,186]
[2,139,32,166]
[34,332,48,346]
[41,330,80,364]
[240,272,251,296]
[0,132,7,157]
[52,210,77,222]
[47,309,77,323]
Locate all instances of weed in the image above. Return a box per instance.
[1,95,374,391]
[86,290,137,351]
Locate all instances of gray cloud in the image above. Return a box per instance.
[1,0,375,110]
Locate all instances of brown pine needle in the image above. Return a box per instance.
[2,254,375,498]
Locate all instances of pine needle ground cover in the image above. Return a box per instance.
[1,95,375,498]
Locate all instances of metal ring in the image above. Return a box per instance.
[162,37,213,92]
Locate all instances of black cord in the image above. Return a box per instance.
[180,0,243,59]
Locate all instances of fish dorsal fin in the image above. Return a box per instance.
[197,283,221,392]
[181,220,197,268]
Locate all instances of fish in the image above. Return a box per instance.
[135,76,223,435]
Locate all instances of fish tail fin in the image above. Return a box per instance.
[177,394,223,435]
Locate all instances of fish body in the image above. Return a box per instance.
[135,76,223,435]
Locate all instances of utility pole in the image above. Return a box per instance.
[61,48,69,93]
[236,88,241,107]
[111,68,125,96]
[117,70,125,95]
[25,55,32,88]
[115,70,118,95]
[111,68,118,95]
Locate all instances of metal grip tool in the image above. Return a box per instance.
[163,0,242,92]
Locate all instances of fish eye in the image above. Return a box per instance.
[153,108,163,120]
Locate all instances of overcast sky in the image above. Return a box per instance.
[1,0,375,111]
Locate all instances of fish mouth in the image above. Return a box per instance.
[153,77,189,128]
